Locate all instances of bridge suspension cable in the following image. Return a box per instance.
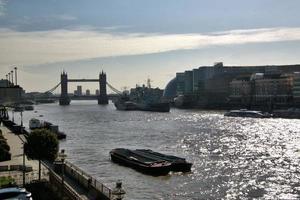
[106,82,122,95]
[45,82,61,94]
[44,81,122,95]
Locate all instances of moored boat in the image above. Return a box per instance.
[13,106,24,112]
[224,109,271,118]
[29,118,42,129]
[29,118,66,139]
[24,105,34,111]
[110,148,171,176]
[114,83,170,112]
[135,149,192,172]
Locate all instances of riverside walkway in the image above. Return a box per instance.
[0,123,113,200]
[0,125,40,171]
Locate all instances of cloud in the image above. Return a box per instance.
[51,14,77,21]
[1,27,300,67]
[0,0,7,17]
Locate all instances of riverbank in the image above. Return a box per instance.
[0,117,117,200]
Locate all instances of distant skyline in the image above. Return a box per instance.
[1,0,300,92]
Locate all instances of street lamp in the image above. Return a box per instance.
[20,110,23,127]
[11,70,14,85]
[112,180,126,200]
[22,142,25,187]
[12,110,14,122]
[8,72,10,86]
[58,149,67,199]
[14,67,17,86]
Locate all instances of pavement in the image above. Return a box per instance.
[0,124,91,199]
[0,125,40,171]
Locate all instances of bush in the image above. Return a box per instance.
[25,129,59,181]
[0,149,11,161]
[0,143,10,151]
[0,135,11,161]
[0,176,15,188]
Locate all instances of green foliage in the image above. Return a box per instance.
[24,129,59,162]
[0,142,10,151]
[0,176,15,188]
[0,134,10,162]
[0,149,11,161]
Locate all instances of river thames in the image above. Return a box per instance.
[18,100,300,199]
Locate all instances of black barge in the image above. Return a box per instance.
[110,148,192,175]
[110,148,171,176]
[135,149,192,172]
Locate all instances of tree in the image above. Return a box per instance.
[0,134,11,162]
[24,129,59,181]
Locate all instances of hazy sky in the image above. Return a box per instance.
[1,0,300,93]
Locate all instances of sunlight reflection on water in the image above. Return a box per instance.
[17,102,300,199]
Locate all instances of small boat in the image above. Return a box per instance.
[24,105,34,111]
[135,149,192,172]
[43,121,66,140]
[110,148,171,176]
[224,109,271,118]
[29,118,42,129]
[13,106,24,112]
[29,118,66,139]
[114,100,138,111]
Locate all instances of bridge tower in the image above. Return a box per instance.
[98,71,108,104]
[59,71,71,105]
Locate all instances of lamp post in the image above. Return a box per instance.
[14,67,17,86]
[58,149,67,199]
[11,70,14,85]
[8,72,10,86]
[112,180,126,200]
[5,74,8,86]
[12,110,14,122]
[22,142,25,187]
[20,110,23,127]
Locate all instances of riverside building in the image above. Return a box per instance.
[0,79,24,104]
[166,63,300,109]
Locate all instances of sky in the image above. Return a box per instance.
[1,0,300,93]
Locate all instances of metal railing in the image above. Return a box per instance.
[49,167,85,200]
[65,161,112,199]
[41,161,85,200]
[0,169,48,186]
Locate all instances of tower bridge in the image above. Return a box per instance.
[59,71,109,105]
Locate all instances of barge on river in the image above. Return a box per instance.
[110,148,192,176]
[135,149,192,172]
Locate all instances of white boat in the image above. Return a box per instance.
[29,118,66,139]
[224,109,271,118]
[29,118,42,129]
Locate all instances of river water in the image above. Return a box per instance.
[15,100,300,199]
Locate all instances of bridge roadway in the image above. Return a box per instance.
[68,79,99,82]
[38,94,119,101]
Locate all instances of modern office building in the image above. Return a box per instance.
[166,62,300,108]
[292,72,300,105]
